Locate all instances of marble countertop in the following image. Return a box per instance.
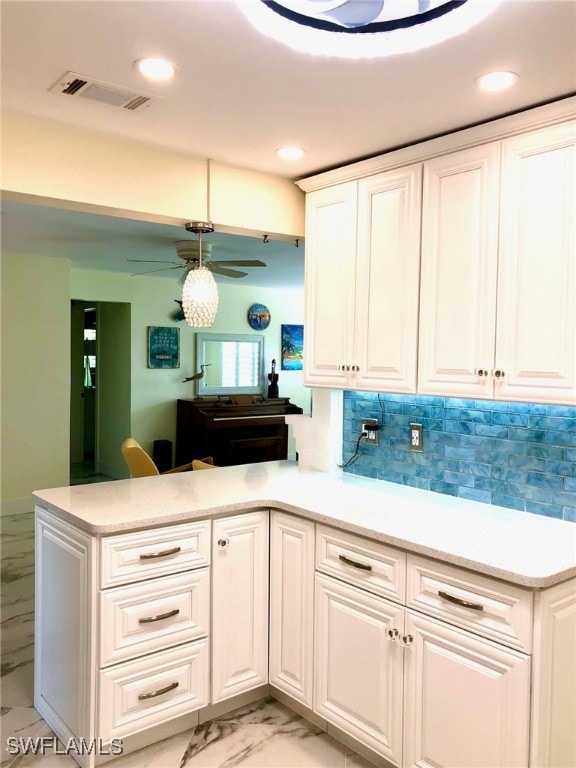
[34,460,576,588]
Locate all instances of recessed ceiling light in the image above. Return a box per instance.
[276,146,305,161]
[134,58,177,82]
[477,70,519,93]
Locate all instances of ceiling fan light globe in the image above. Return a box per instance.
[182,267,219,327]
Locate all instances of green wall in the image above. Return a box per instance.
[1,257,309,514]
[1,254,71,512]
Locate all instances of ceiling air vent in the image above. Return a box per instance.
[49,71,155,111]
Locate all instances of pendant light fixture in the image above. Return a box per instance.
[181,160,219,328]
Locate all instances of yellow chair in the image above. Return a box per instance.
[192,459,217,471]
[121,438,214,478]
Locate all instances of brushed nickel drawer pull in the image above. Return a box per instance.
[139,546,181,561]
[138,681,179,701]
[338,554,372,571]
[439,590,484,611]
[138,608,180,624]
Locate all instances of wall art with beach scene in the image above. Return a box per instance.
[281,324,304,370]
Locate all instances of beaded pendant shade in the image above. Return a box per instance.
[182,265,219,328]
[181,220,219,328]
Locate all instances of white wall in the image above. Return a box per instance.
[2,113,305,239]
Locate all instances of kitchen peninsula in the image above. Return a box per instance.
[34,461,575,768]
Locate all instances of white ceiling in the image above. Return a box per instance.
[1,0,575,287]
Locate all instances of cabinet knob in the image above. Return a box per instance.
[386,628,399,641]
[475,368,488,378]
[217,538,229,548]
[399,634,414,647]
[493,369,505,379]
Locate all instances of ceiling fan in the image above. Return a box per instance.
[129,222,267,281]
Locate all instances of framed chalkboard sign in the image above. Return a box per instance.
[147,326,180,368]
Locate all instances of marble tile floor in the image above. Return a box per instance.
[1,510,373,768]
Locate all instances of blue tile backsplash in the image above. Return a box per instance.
[343,392,576,522]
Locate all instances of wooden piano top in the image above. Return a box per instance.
[178,395,303,420]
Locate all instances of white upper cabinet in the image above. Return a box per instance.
[495,122,575,404]
[418,142,501,399]
[418,122,576,404]
[304,166,422,393]
[302,102,575,405]
[354,167,422,393]
[304,181,358,389]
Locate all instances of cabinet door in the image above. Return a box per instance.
[211,511,269,703]
[496,121,576,404]
[418,143,501,398]
[269,512,315,707]
[355,165,422,393]
[403,610,531,768]
[314,574,404,764]
[304,182,358,387]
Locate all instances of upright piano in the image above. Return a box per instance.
[176,395,303,467]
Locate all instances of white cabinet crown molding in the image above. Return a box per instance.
[297,96,576,193]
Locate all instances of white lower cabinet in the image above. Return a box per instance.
[314,573,404,764]
[98,640,210,741]
[35,506,575,768]
[402,610,530,768]
[211,510,269,703]
[311,524,574,768]
[269,511,315,707]
[35,509,212,768]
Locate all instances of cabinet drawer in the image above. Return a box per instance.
[100,520,211,588]
[316,524,405,603]
[99,569,210,667]
[407,555,533,652]
[98,639,209,739]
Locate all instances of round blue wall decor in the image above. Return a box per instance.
[247,303,271,330]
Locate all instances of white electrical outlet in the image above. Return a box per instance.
[410,423,423,451]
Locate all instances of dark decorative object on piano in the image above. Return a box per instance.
[267,359,279,398]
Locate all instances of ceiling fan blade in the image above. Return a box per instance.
[131,265,184,276]
[128,259,180,264]
[211,260,267,268]
[208,264,248,278]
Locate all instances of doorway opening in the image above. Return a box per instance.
[70,300,131,484]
